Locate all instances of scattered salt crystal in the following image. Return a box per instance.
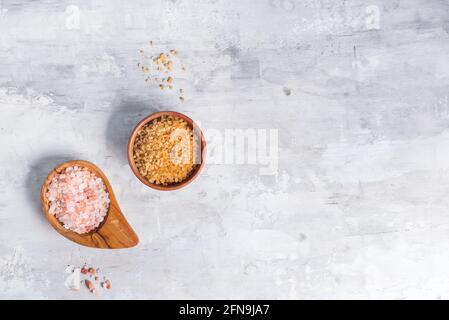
[64,264,112,294]
[64,266,81,291]
[102,280,111,289]
[65,265,75,273]
[46,166,109,234]
[85,279,95,292]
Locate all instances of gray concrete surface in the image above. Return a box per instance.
[1,0,449,299]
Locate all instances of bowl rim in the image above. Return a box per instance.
[127,111,206,191]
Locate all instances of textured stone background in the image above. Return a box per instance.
[1,0,449,299]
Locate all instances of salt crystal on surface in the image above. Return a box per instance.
[46,166,109,234]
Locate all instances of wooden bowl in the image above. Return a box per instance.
[40,160,139,249]
[127,111,206,191]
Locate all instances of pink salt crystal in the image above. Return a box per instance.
[85,279,95,293]
[46,166,109,235]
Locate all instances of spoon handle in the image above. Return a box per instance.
[94,203,139,249]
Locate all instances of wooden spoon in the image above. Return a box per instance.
[40,160,139,249]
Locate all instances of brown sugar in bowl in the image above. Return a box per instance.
[127,111,206,191]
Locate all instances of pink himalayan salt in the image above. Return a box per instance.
[46,166,110,234]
